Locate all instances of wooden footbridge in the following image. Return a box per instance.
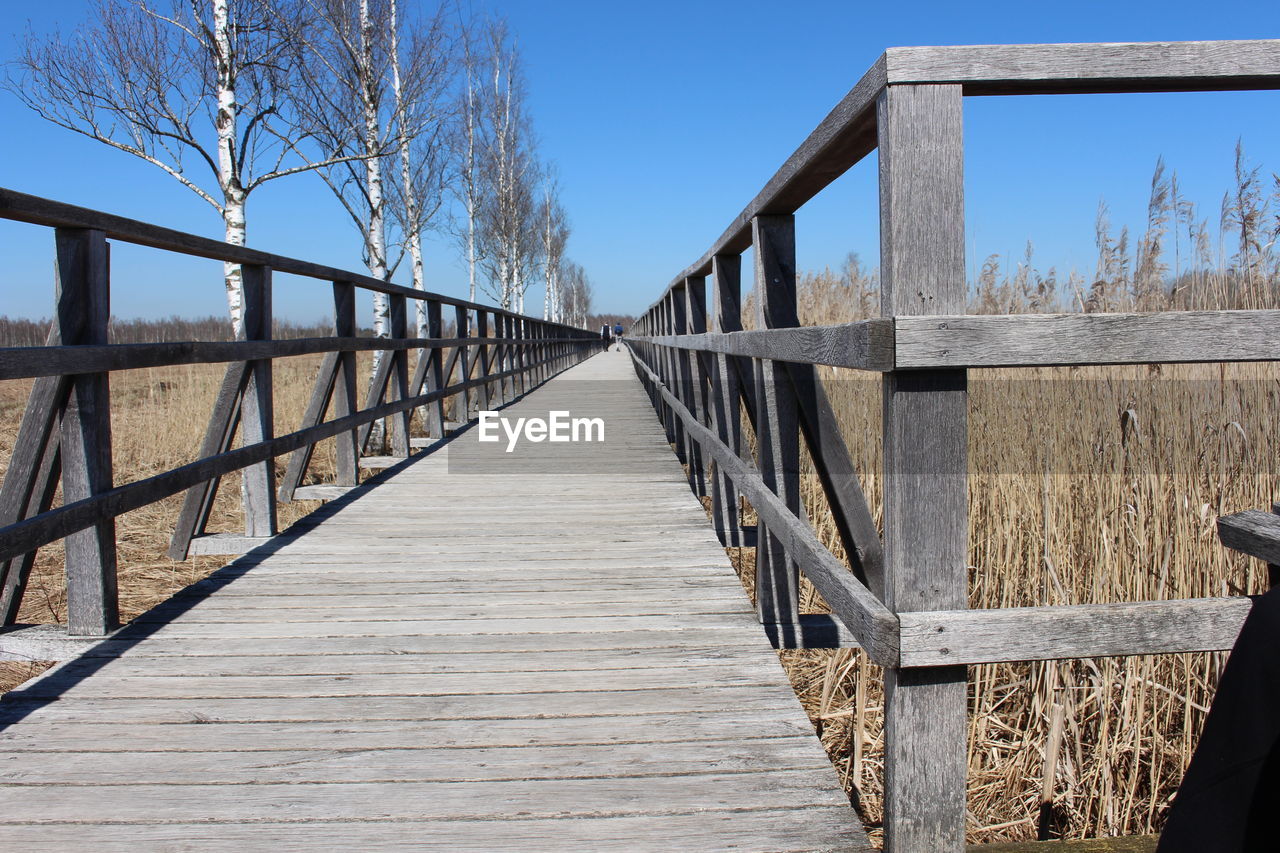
[2,39,1280,852]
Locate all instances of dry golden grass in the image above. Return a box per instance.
[711,360,1276,845]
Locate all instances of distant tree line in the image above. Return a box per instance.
[7,0,593,339]
[0,315,347,347]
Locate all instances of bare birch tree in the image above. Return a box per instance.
[457,18,539,312]
[558,260,592,327]
[537,180,570,322]
[9,0,362,334]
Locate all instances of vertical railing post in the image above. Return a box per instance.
[476,310,492,412]
[664,294,687,460]
[423,299,446,439]
[878,82,968,853]
[751,216,802,637]
[332,281,359,486]
[239,264,277,539]
[57,227,117,636]
[515,316,528,395]
[710,255,744,547]
[455,306,472,419]
[678,277,708,497]
[387,293,410,457]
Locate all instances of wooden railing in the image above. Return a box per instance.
[626,39,1280,852]
[0,188,602,638]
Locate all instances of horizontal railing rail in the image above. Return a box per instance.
[0,190,603,639]
[626,38,1280,852]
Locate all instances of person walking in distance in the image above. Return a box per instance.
[613,322,624,351]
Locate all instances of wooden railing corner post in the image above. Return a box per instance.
[878,81,968,853]
[750,215,802,631]
[240,263,277,539]
[332,281,360,486]
[55,227,118,635]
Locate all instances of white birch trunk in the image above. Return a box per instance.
[389,0,427,338]
[360,0,390,451]
[213,0,244,337]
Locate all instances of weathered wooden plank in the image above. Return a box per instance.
[41,645,781,677]
[61,628,769,659]
[0,737,835,784]
[752,215,803,632]
[0,809,867,852]
[641,321,894,370]
[0,710,819,752]
[1218,509,1280,564]
[14,665,791,700]
[708,254,745,548]
[118,614,767,639]
[238,264,276,538]
[0,371,68,623]
[0,769,850,823]
[878,81,968,853]
[883,39,1280,94]
[420,300,447,437]
[134,600,753,624]
[164,588,747,611]
[894,310,1280,368]
[386,294,412,457]
[0,685,807,725]
[674,279,707,495]
[55,228,118,636]
[331,282,361,486]
[0,335,566,380]
[276,351,340,502]
[166,362,251,560]
[0,624,111,661]
[899,597,1253,667]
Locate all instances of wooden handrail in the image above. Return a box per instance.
[0,186,586,329]
[0,335,597,381]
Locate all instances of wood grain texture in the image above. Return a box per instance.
[0,374,68,624]
[0,335,562,381]
[166,363,250,561]
[1218,510,1280,564]
[878,82,968,853]
[276,352,339,503]
[752,215,803,630]
[884,39,1280,94]
[55,228,118,636]
[708,255,745,548]
[238,265,277,539]
[894,310,1280,368]
[899,597,1253,667]
[0,350,867,851]
[638,321,894,370]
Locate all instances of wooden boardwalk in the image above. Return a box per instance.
[0,349,868,851]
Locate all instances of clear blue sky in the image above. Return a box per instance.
[1,0,1278,323]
